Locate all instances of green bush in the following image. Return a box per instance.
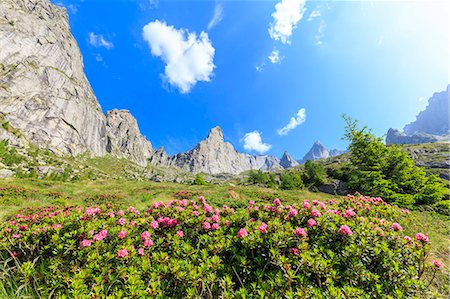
[302,160,326,188]
[247,170,277,188]
[280,170,304,190]
[193,173,207,185]
[342,115,446,207]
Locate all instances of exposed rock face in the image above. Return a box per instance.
[105,109,153,166]
[171,127,251,174]
[386,128,441,145]
[300,141,330,163]
[280,151,299,168]
[329,149,346,157]
[404,85,449,136]
[0,0,108,155]
[148,146,172,167]
[148,126,284,174]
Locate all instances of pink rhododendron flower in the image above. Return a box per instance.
[307,218,317,228]
[118,230,127,239]
[339,225,353,236]
[289,248,299,256]
[310,209,321,218]
[117,210,125,216]
[93,230,108,241]
[294,228,307,237]
[12,234,21,239]
[117,249,128,258]
[141,231,150,240]
[404,236,412,241]
[432,260,443,269]
[302,201,311,209]
[225,220,231,227]
[212,215,219,222]
[318,201,326,209]
[108,212,115,218]
[138,248,145,255]
[288,209,298,218]
[143,239,154,247]
[237,228,248,238]
[344,209,356,218]
[249,200,255,205]
[80,239,91,248]
[258,222,268,233]
[212,223,220,230]
[392,223,403,231]
[415,233,429,243]
[176,230,184,237]
[52,224,62,229]
[204,204,213,214]
[150,220,159,229]
[203,222,211,230]
[192,211,199,216]
[117,218,126,225]
[130,221,136,227]
[273,198,281,205]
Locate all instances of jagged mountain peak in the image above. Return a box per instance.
[280,151,299,169]
[206,126,224,140]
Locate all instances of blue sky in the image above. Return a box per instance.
[53,0,449,159]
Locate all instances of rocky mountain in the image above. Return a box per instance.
[299,141,344,164]
[280,151,299,168]
[0,0,108,156]
[148,127,284,175]
[0,0,154,166]
[386,85,449,145]
[105,109,153,166]
[386,128,442,145]
[404,85,449,136]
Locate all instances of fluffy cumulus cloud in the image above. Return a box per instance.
[277,108,306,136]
[142,20,215,93]
[242,131,271,154]
[269,0,306,44]
[207,2,224,30]
[88,33,114,49]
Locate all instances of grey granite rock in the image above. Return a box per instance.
[279,151,299,168]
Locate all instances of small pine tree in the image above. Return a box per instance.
[193,173,207,185]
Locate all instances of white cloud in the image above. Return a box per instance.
[208,3,224,30]
[149,0,158,8]
[314,20,326,46]
[268,0,306,44]
[268,49,282,64]
[277,108,306,136]
[308,9,321,21]
[88,33,114,49]
[142,20,215,93]
[95,54,103,62]
[242,131,271,154]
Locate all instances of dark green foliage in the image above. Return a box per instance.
[247,170,277,188]
[302,160,326,188]
[342,115,446,207]
[280,170,304,190]
[193,173,207,185]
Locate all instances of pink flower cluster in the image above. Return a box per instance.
[80,239,91,248]
[117,249,128,258]
[294,228,307,237]
[339,225,353,236]
[415,233,429,243]
[237,228,248,238]
[258,222,268,233]
[93,230,108,241]
[392,223,403,231]
[85,207,101,216]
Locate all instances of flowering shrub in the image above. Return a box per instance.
[0,195,441,298]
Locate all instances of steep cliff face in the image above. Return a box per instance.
[404,85,449,136]
[386,128,441,145]
[171,127,250,174]
[280,151,299,168]
[105,109,153,166]
[0,0,108,155]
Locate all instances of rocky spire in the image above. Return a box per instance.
[280,151,299,168]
